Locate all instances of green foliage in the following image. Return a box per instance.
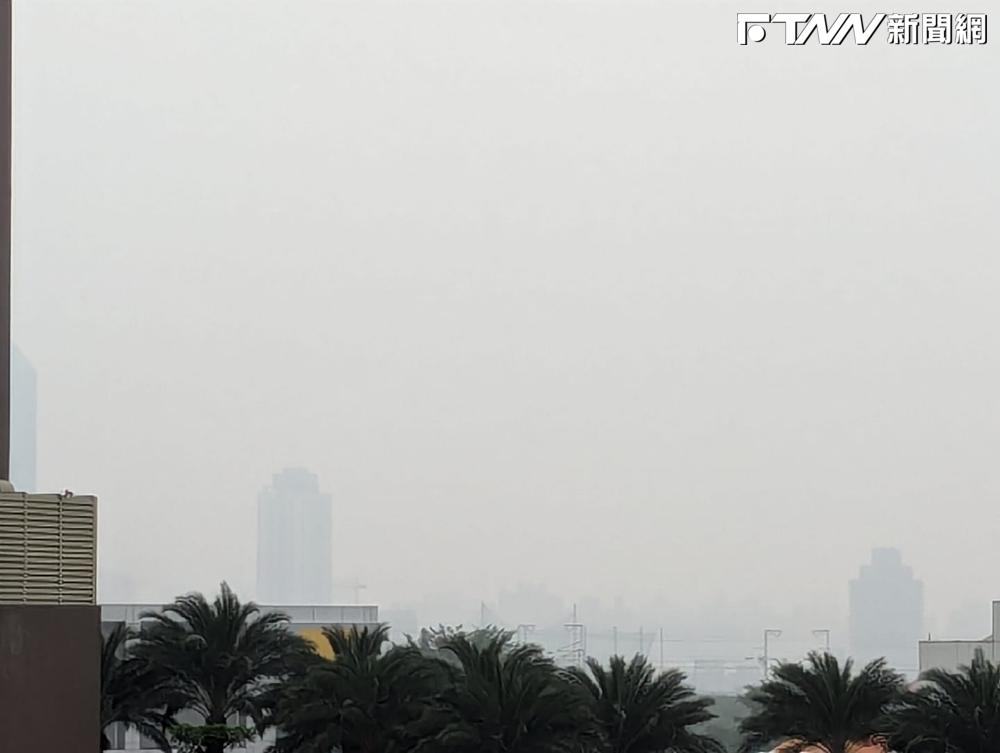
[428,632,602,753]
[103,585,733,753]
[888,648,1000,753]
[696,697,753,753]
[270,624,453,753]
[408,624,513,652]
[571,653,723,753]
[739,652,903,753]
[169,723,255,753]
[132,582,313,753]
[107,583,1000,753]
[100,622,176,752]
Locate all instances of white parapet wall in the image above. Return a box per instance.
[918,600,1000,674]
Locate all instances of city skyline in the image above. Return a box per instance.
[10,0,999,639]
[2,2,996,751]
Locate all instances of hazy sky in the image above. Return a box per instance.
[10,1,999,641]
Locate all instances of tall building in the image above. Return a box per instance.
[10,344,36,491]
[849,547,923,676]
[256,468,333,604]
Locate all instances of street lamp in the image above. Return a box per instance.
[516,624,536,644]
[763,629,782,679]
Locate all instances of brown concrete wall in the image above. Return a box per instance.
[0,604,101,750]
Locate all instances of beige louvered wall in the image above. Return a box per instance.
[0,493,97,604]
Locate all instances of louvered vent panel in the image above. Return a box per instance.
[0,493,97,604]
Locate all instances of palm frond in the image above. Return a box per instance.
[740,652,903,753]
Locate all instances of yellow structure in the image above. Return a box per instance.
[297,626,335,659]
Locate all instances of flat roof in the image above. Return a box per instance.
[100,603,379,624]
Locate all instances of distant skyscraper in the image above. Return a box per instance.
[256,468,333,605]
[849,547,923,676]
[10,345,36,491]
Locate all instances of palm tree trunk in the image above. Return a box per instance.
[201,725,228,753]
[827,738,848,753]
[203,739,226,753]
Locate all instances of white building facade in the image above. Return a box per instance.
[919,600,1000,673]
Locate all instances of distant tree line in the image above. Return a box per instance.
[101,583,1000,753]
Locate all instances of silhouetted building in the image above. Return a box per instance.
[849,547,923,676]
[256,468,332,604]
[10,345,36,491]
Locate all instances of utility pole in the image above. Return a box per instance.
[515,624,535,644]
[352,580,366,604]
[612,625,618,655]
[659,627,664,669]
[763,629,782,680]
[813,629,831,653]
[333,578,367,604]
[1,0,11,482]
[561,604,586,668]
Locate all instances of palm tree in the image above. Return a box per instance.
[270,624,452,753]
[739,652,902,753]
[101,622,175,751]
[410,624,510,653]
[888,649,1000,753]
[431,632,601,753]
[571,654,723,753]
[132,582,313,753]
